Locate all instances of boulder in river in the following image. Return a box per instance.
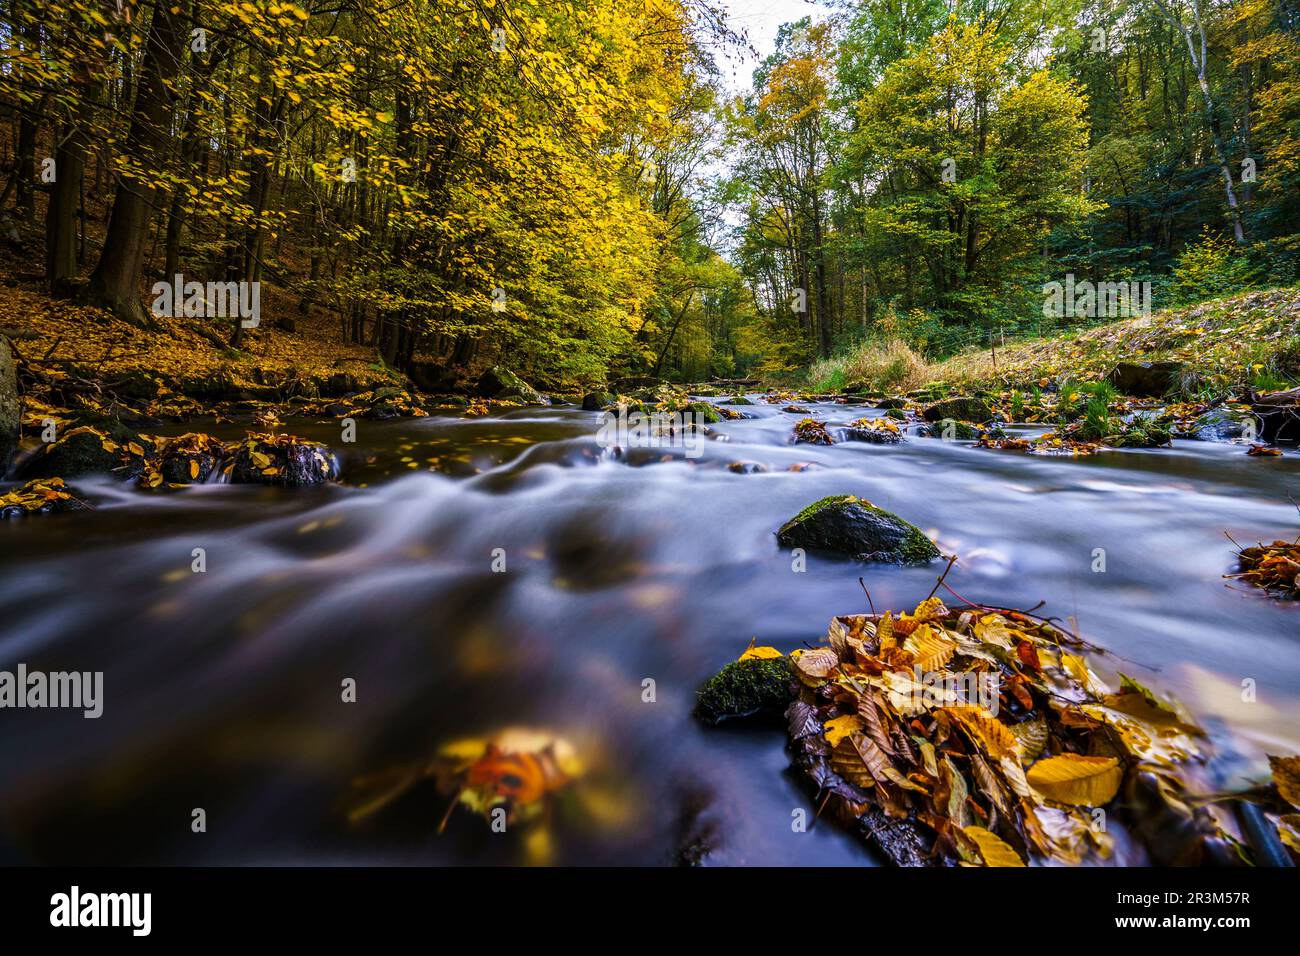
[476,366,547,405]
[16,425,153,481]
[722,395,753,405]
[1105,361,1186,397]
[918,419,1005,441]
[582,390,615,411]
[0,477,91,519]
[694,656,792,725]
[225,434,340,486]
[922,396,992,423]
[776,494,939,564]
[1184,406,1257,443]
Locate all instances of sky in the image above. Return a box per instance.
[714,0,832,91]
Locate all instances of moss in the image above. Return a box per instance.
[777,494,939,565]
[785,494,857,528]
[694,657,793,725]
[726,395,754,405]
[885,407,907,421]
[685,401,723,424]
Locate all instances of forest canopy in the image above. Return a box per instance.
[1,0,1298,388]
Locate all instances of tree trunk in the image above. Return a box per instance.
[86,1,184,325]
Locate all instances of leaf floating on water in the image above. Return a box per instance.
[1026,754,1123,807]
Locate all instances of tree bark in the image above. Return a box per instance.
[86,1,184,325]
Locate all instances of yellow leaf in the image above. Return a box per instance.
[127,441,145,456]
[962,825,1025,866]
[946,705,1021,761]
[1270,755,1300,809]
[1026,754,1123,806]
[739,644,782,661]
[189,460,200,480]
[823,714,864,747]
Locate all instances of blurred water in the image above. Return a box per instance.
[1,398,1297,865]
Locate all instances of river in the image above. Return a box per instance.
[1,397,1298,864]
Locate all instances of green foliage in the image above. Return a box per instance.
[1171,230,1263,306]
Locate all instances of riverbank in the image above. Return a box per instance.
[809,287,1300,400]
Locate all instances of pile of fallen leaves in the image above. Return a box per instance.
[0,477,90,519]
[792,417,834,445]
[772,597,1236,866]
[1229,540,1300,598]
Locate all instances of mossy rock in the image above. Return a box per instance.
[582,391,615,411]
[477,366,546,405]
[776,494,939,564]
[919,419,1007,441]
[724,395,754,406]
[876,397,908,410]
[694,657,793,725]
[16,426,153,481]
[685,401,723,424]
[922,396,992,424]
[885,408,907,421]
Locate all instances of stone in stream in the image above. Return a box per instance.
[0,477,91,519]
[16,425,154,481]
[582,390,615,411]
[722,395,753,405]
[776,494,939,564]
[1105,360,1186,398]
[694,656,793,725]
[922,396,993,423]
[918,419,1005,441]
[476,366,548,405]
[226,436,340,487]
[1182,406,1257,443]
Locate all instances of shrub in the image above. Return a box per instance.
[1170,228,1261,305]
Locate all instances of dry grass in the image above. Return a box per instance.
[807,337,930,393]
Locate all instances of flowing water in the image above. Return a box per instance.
[2,398,1298,865]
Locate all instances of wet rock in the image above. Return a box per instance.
[685,401,723,424]
[1105,361,1185,398]
[154,433,226,484]
[792,418,834,445]
[722,395,753,405]
[1253,387,1300,444]
[16,425,153,481]
[843,419,905,444]
[0,476,91,519]
[776,494,939,564]
[1186,407,1257,442]
[884,408,907,422]
[226,435,340,486]
[918,419,1004,441]
[783,404,810,414]
[582,390,615,411]
[0,337,18,474]
[477,366,546,405]
[727,460,769,474]
[694,657,793,725]
[922,396,992,423]
[876,397,908,410]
